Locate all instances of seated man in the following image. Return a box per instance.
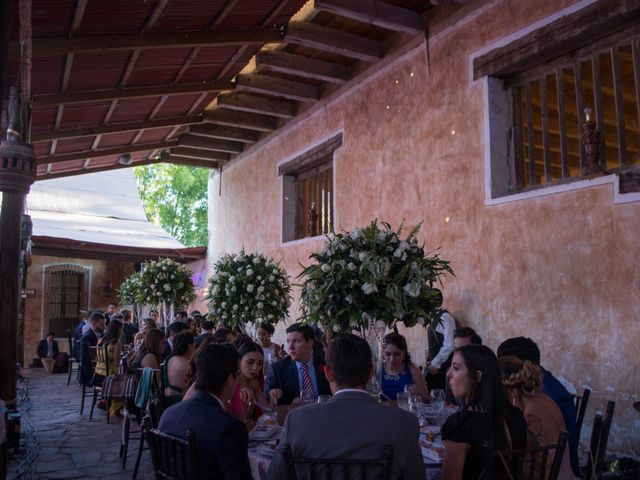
[497,336,580,477]
[158,342,252,479]
[265,323,331,405]
[79,311,105,386]
[267,334,425,480]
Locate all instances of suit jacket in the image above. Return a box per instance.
[264,356,331,405]
[122,323,138,345]
[79,329,98,386]
[194,332,212,348]
[267,390,425,480]
[37,339,59,359]
[158,390,252,480]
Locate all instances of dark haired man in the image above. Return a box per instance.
[195,320,214,347]
[164,321,189,360]
[497,336,579,477]
[159,343,252,479]
[265,323,331,405]
[105,302,117,324]
[174,310,188,323]
[267,334,425,480]
[79,311,105,386]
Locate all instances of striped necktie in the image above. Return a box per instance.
[300,362,313,398]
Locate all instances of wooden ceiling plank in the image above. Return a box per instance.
[285,21,383,62]
[23,28,285,56]
[171,147,231,161]
[141,0,169,33]
[179,133,244,153]
[31,80,235,107]
[38,139,179,164]
[39,158,160,180]
[257,50,350,84]
[216,92,295,118]
[188,123,259,143]
[235,73,319,102]
[69,0,88,36]
[32,114,203,142]
[167,155,220,169]
[203,109,277,132]
[314,0,423,36]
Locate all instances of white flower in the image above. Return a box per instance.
[229,276,236,283]
[257,302,264,309]
[332,324,341,332]
[347,262,356,271]
[246,284,255,293]
[256,275,262,281]
[162,266,167,271]
[350,227,361,239]
[163,283,172,292]
[321,264,331,272]
[268,275,274,281]
[246,268,254,276]
[267,314,274,319]
[221,302,227,308]
[171,274,175,279]
[345,295,353,304]
[257,285,265,293]
[358,252,368,262]
[233,304,238,311]
[151,284,156,290]
[403,282,421,298]
[253,257,261,264]
[361,283,378,295]
[272,300,277,306]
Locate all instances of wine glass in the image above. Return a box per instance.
[396,391,410,411]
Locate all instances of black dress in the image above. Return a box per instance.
[441,406,528,480]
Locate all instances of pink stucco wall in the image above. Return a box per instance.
[207,0,639,453]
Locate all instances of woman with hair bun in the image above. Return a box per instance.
[380,332,429,401]
[499,356,576,478]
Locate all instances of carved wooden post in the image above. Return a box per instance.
[308,202,319,237]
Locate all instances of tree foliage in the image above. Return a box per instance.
[134,164,209,247]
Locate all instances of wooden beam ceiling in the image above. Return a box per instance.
[39,158,161,180]
[31,81,235,107]
[31,114,203,142]
[235,73,320,102]
[216,92,296,118]
[256,50,351,84]
[313,0,424,36]
[170,147,231,162]
[165,155,220,169]
[179,133,244,153]
[37,140,178,165]
[203,109,277,132]
[188,124,260,143]
[285,21,383,62]
[14,28,285,55]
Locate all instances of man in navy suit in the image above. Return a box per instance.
[158,342,252,479]
[265,323,331,405]
[78,311,105,386]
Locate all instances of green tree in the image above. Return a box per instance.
[134,164,209,247]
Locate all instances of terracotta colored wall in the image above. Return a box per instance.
[207,0,639,453]
[23,255,135,365]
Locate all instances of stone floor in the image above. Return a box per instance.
[7,368,154,480]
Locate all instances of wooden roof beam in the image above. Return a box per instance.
[256,51,350,84]
[285,21,383,62]
[14,27,285,56]
[165,155,220,169]
[31,81,234,107]
[188,124,260,144]
[216,92,296,118]
[314,0,423,36]
[203,109,277,132]
[179,133,244,154]
[235,73,319,102]
[170,147,231,162]
[37,140,178,165]
[31,114,203,142]
[38,158,161,180]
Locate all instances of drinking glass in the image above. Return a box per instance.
[431,389,446,406]
[396,391,410,410]
[408,395,422,415]
[404,383,417,395]
[317,395,331,404]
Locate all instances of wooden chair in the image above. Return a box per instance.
[66,331,80,386]
[570,387,591,441]
[482,431,568,480]
[281,444,394,480]
[584,400,615,480]
[143,415,199,480]
[89,345,110,423]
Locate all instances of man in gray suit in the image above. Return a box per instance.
[267,334,425,480]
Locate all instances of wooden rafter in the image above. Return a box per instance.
[170,147,231,161]
[31,80,235,107]
[37,140,178,165]
[32,115,203,142]
[235,73,319,102]
[14,28,285,56]
[179,133,244,154]
[203,109,277,132]
[188,124,260,143]
[165,155,220,169]
[314,0,423,36]
[285,21,383,62]
[39,158,161,180]
[256,50,351,84]
[216,92,296,118]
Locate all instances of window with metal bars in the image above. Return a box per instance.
[280,134,341,243]
[509,36,640,192]
[45,264,88,336]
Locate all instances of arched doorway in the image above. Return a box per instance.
[43,264,90,337]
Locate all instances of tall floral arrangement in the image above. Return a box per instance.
[206,251,291,330]
[118,271,141,305]
[137,258,196,308]
[299,220,453,334]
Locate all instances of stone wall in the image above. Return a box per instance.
[206,0,639,453]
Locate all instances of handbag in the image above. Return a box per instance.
[102,359,139,400]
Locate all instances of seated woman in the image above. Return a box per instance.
[162,331,195,407]
[500,356,576,479]
[442,345,528,480]
[133,317,157,350]
[256,322,282,362]
[381,332,428,401]
[96,319,123,416]
[229,341,269,430]
[130,328,165,371]
[186,317,198,337]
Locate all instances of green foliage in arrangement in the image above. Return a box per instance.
[118,271,142,305]
[138,258,196,307]
[299,220,453,333]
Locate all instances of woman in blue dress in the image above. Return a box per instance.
[381,332,429,401]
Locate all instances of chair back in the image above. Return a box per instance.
[571,387,591,441]
[143,416,199,480]
[67,330,73,358]
[281,444,394,480]
[96,344,110,372]
[482,431,568,480]
[584,400,615,480]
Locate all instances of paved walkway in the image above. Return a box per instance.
[7,368,153,480]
